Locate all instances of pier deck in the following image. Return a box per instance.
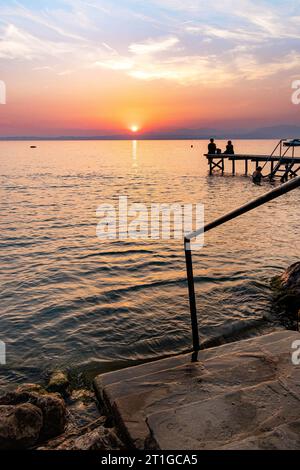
[94,330,300,450]
[205,153,300,179]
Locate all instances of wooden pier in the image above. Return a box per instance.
[204,138,300,180]
[205,154,300,180]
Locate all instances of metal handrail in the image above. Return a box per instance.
[262,138,285,171]
[265,141,294,177]
[184,176,300,353]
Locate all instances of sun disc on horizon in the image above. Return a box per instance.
[130,125,139,133]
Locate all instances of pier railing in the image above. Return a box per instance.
[184,176,300,353]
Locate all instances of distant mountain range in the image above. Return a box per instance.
[238,125,300,139]
[1,125,300,140]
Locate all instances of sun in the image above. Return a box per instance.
[130,125,139,133]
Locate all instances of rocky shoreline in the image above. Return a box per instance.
[1,262,299,451]
[271,261,300,329]
[0,370,125,450]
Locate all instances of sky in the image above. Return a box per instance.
[0,0,300,137]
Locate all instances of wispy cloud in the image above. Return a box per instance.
[129,36,179,55]
[186,25,266,43]
[93,58,134,71]
[0,0,300,86]
[0,24,72,60]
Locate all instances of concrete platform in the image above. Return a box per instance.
[94,331,300,450]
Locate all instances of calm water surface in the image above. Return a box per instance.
[1,140,299,388]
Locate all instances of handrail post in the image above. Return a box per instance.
[184,176,300,357]
[184,239,200,352]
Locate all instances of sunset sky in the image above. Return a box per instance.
[0,0,300,137]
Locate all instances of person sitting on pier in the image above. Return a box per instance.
[252,166,264,184]
[224,140,234,155]
[208,138,217,154]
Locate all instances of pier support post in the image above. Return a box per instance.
[232,158,235,175]
[245,159,248,176]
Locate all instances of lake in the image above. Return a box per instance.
[0,139,299,389]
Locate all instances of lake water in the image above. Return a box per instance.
[1,139,299,389]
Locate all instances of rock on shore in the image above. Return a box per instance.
[0,371,124,450]
[0,403,43,450]
[0,388,67,448]
[272,262,300,315]
[47,371,70,398]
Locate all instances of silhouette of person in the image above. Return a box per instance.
[208,138,217,154]
[252,166,263,184]
[224,140,234,155]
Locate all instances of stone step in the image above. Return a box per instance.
[147,379,300,450]
[105,338,294,406]
[94,330,300,449]
[100,330,296,400]
[95,330,290,394]
[94,353,191,396]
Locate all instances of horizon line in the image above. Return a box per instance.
[0,135,295,142]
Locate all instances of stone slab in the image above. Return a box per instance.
[147,380,300,450]
[94,331,300,449]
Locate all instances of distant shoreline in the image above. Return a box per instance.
[0,136,290,141]
[1,124,300,141]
